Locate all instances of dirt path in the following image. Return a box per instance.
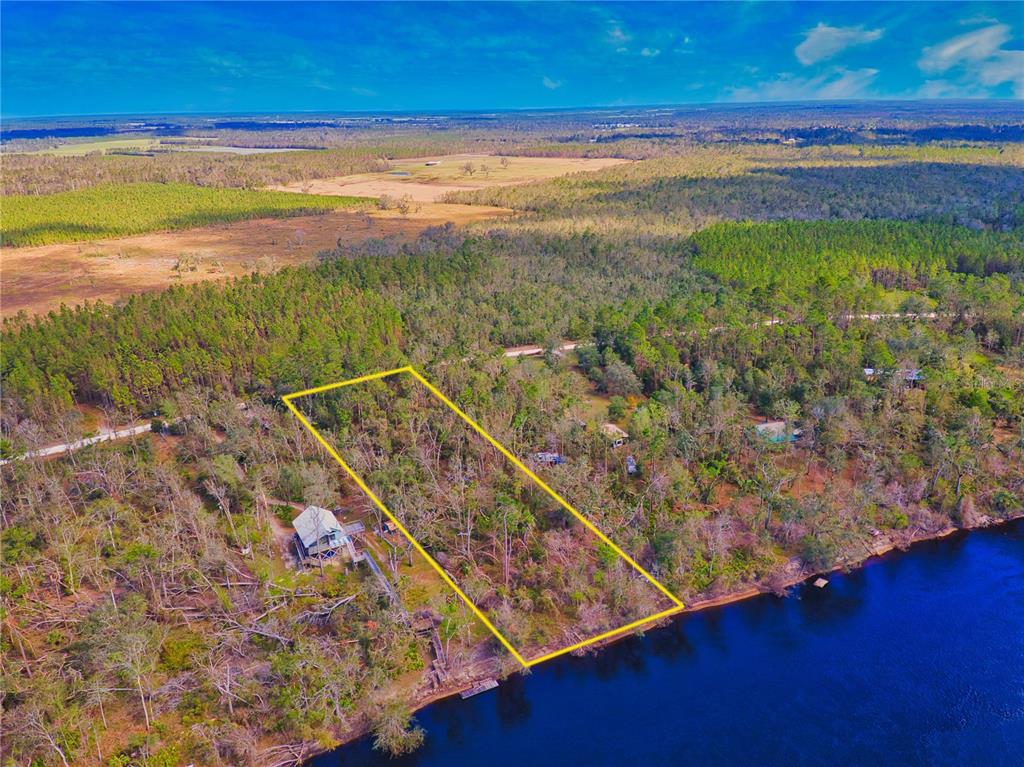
[0,422,154,466]
[503,313,942,359]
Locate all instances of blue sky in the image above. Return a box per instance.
[2,2,1021,117]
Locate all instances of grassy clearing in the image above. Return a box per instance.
[2,182,370,246]
[382,154,627,184]
[268,154,627,203]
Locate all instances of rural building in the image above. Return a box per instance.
[601,423,629,448]
[754,420,802,443]
[863,368,924,385]
[292,506,365,562]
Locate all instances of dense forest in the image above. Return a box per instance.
[452,148,1024,232]
[291,373,674,658]
[3,120,1023,766]
[690,220,1024,289]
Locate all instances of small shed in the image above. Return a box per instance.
[293,506,362,560]
[601,423,629,448]
[534,451,565,465]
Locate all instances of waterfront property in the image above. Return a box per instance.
[292,505,365,562]
[312,520,1024,767]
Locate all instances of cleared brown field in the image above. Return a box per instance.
[3,153,624,319]
[267,153,630,202]
[2,203,510,319]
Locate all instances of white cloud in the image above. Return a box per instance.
[607,22,631,45]
[916,79,986,99]
[816,68,879,99]
[542,76,562,90]
[977,50,1024,87]
[640,47,660,57]
[728,67,879,102]
[795,23,883,66]
[959,14,999,26]
[919,23,1023,97]
[918,23,1010,73]
[979,51,1024,97]
[197,49,251,78]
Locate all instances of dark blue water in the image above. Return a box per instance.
[0,123,186,140]
[315,520,1024,767]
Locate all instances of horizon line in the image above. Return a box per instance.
[3,97,1020,123]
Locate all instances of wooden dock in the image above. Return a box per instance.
[361,549,400,605]
[459,679,498,699]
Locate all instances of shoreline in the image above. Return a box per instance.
[304,512,1023,764]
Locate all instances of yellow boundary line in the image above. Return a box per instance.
[283,365,684,668]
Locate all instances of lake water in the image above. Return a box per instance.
[314,520,1024,767]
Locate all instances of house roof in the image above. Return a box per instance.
[864,367,923,381]
[601,423,628,439]
[292,506,343,547]
[755,420,787,437]
[754,420,802,441]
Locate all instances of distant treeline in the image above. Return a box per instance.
[779,124,1024,144]
[455,154,1024,232]
[563,125,1024,145]
[2,148,395,195]
[604,163,1024,230]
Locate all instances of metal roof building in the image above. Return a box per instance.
[293,506,344,551]
[292,506,364,561]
